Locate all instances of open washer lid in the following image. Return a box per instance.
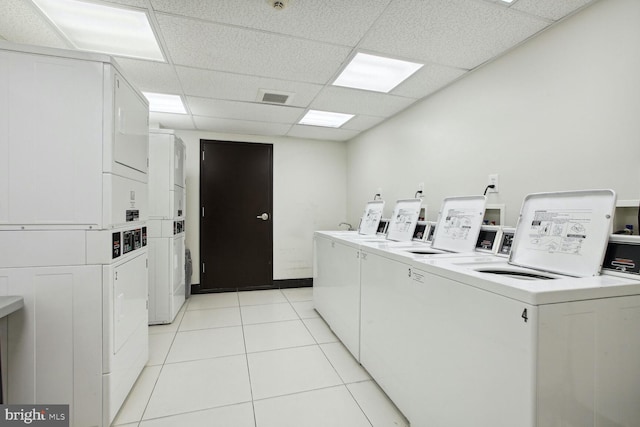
[387,198,422,242]
[509,189,617,277]
[358,200,385,235]
[431,195,487,253]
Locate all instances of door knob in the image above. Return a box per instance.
[257,213,269,221]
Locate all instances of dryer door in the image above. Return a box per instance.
[113,252,148,353]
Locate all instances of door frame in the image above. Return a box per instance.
[198,139,274,293]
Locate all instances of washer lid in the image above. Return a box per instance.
[358,200,385,235]
[509,189,617,277]
[431,195,487,253]
[387,198,422,242]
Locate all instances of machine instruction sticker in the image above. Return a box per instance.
[391,208,418,233]
[441,209,478,240]
[359,203,384,235]
[527,209,592,255]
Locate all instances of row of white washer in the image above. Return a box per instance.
[314,191,640,427]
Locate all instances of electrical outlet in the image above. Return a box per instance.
[488,174,499,193]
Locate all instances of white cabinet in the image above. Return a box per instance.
[313,233,361,360]
[0,265,103,426]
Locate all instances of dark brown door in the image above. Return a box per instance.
[200,140,273,291]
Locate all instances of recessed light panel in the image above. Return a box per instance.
[333,52,423,93]
[143,92,186,114]
[299,110,354,128]
[32,0,164,61]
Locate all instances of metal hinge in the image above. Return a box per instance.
[202,151,205,161]
[201,207,205,217]
[202,263,205,274]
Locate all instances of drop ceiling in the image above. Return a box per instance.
[0,0,598,141]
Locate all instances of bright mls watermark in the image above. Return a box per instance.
[0,405,68,426]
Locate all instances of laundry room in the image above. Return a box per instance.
[0,0,639,426]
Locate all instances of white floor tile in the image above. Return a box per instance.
[179,306,241,331]
[147,333,175,366]
[187,293,239,311]
[244,320,315,353]
[302,318,339,344]
[112,365,162,425]
[247,345,342,400]
[254,386,372,427]
[148,322,179,335]
[347,380,409,427]
[143,355,252,420]
[241,302,298,325]
[320,342,370,384]
[281,287,313,302]
[238,289,287,306]
[139,402,255,427]
[166,326,245,363]
[111,423,139,427]
[291,301,319,319]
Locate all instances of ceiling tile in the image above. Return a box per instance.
[176,66,323,107]
[287,125,360,142]
[0,0,69,49]
[310,86,415,117]
[150,0,391,46]
[360,0,550,69]
[156,13,352,83]
[187,96,305,123]
[115,57,183,93]
[194,116,292,136]
[150,112,196,130]
[513,0,596,21]
[341,115,387,132]
[391,63,468,99]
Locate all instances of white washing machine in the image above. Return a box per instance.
[148,129,186,324]
[0,42,149,426]
[396,189,640,426]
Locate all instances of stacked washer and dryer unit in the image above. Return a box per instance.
[0,42,149,426]
[148,129,187,324]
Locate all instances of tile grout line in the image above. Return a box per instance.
[136,299,189,425]
[237,290,259,427]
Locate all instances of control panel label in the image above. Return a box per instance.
[112,232,121,259]
[126,210,140,222]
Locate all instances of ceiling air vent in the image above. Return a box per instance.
[257,89,294,105]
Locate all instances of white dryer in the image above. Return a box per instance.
[0,42,149,426]
[148,129,187,324]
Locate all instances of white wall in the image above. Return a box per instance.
[173,130,347,284]
[347,0,640,227]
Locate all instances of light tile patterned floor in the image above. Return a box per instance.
[112,288,408,427]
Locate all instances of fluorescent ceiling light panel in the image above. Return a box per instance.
[299,110,354,128]
[32,0,164,61]
[143,92,186,114]
[333,52,423,93]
